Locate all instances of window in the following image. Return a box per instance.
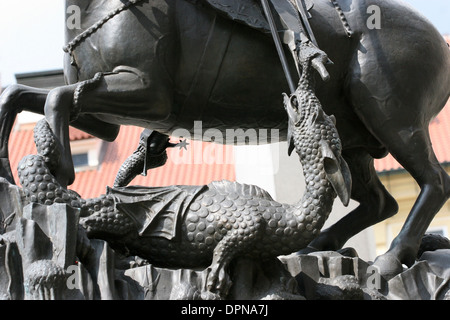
[70,138,103,172]
[72,153,89,168]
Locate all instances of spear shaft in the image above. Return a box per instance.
[260,0,296,94]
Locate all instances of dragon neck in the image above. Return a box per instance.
[287,67,339,241]
[299,61,316,93]
[291,152,336,240]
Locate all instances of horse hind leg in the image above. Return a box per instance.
[372,127,450,277]
[348,87,450,278]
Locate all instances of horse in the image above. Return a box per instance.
[0,0,449,280]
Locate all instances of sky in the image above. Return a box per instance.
[0,0,449,87]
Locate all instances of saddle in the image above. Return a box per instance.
[197,0,314,37]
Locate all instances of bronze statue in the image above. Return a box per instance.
[17,50,350,298]
[0,0,449,282]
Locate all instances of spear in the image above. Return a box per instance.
[260,0,296,94]
[295,0,319,47]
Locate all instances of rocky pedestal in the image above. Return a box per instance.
[0,178,449,300]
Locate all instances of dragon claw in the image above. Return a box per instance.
[206,265,232,298]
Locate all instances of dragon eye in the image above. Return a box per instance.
[290,95,299,110]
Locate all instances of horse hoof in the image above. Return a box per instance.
[372,253,404,281]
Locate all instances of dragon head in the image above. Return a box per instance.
[283,90,352,207]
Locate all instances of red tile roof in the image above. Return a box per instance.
[10,127,36,178]
[72,126,236,198]
[69,126,93,141]
[9,125,236,199]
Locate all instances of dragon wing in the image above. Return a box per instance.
[108,185,205,240]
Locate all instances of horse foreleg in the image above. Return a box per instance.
[43,84,80,188]
[0,84,49,183]
[44,68,171,188]
[0,82,121,187]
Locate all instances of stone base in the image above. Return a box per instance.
[0,180,448,300]
[2,230,449,300]
[282,249,450,300]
